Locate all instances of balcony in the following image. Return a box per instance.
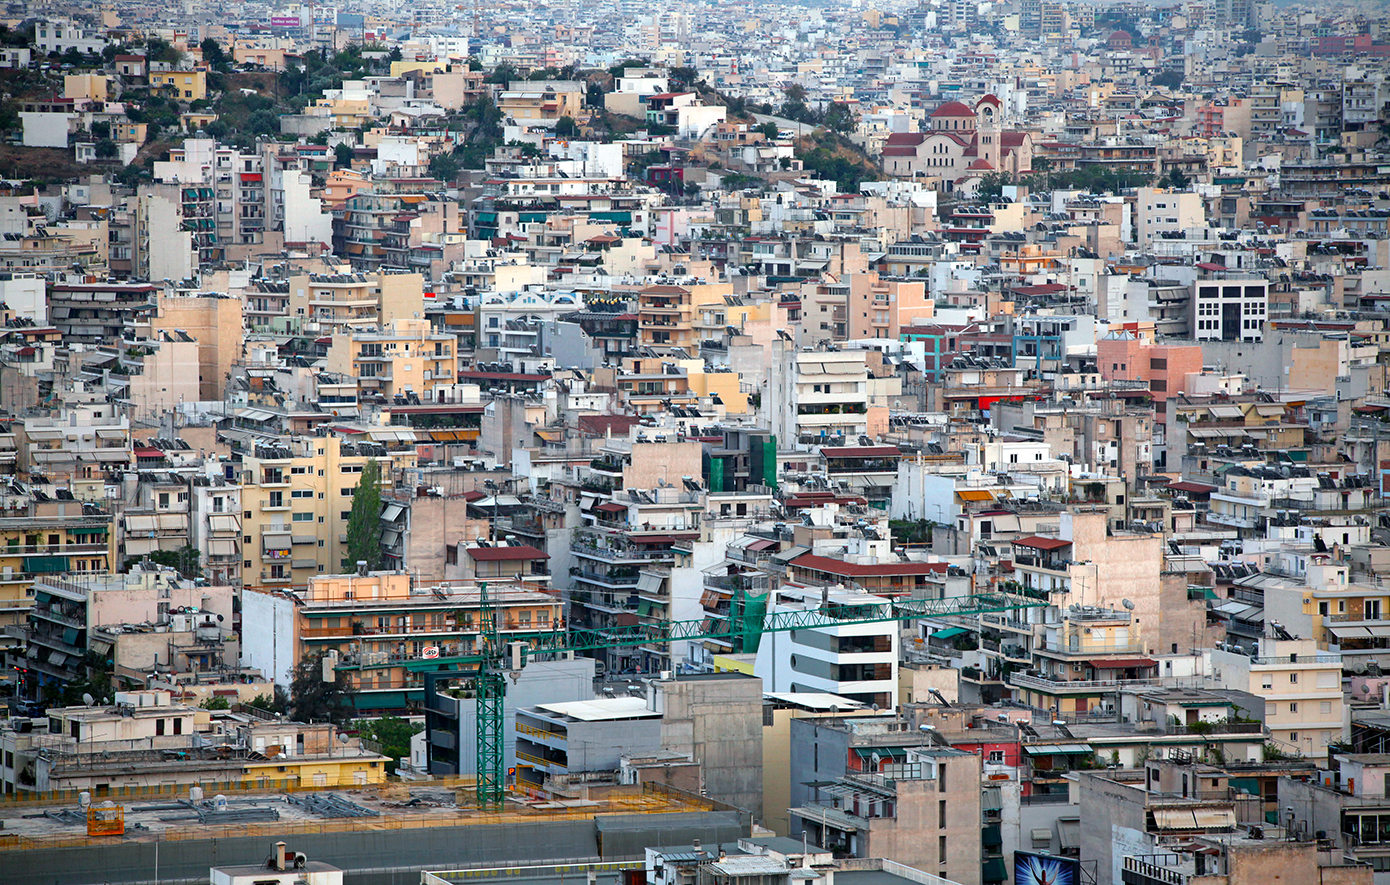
[259,499,291,511]
[1010,672,1163,693]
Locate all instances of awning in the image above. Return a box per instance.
[637,572,664,594]
[208,538,237,556]
[854,747,906,761]
[982,857,1008,883]
[1091,658,1156,669]
[1152,807,1235,830]
[931,626,970,640]
[26,555,69,573]
[957,489,996,502]
[1014,535,1072,551]
[772,545,811,563]
[1057,816,1079,849]
[1207,405,1244,419]
[157,513,188,531]
[1023,743,1094,755]
[595,502,627,514]
[125,537,159,555]
[382,503,405,522]
[209,514,240,533]
[125,515,157,532]
[237,408,276,422]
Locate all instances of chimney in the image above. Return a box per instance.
[274,842,287,871]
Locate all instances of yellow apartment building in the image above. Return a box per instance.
[242,571,563,712]
[287,270,425,335]
[240,436,412,589]
[637,283,731,352]
[150,69,207,102]
[325,318,456,403]
[497,80,584,122]
[0,502,113,649]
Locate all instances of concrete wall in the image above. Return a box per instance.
[452,657,595,776]
[241,589,298,685]
[654,673,763,815]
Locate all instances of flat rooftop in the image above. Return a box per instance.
[0,782,718,850]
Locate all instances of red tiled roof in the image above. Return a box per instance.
[466,544,549,561]
[576,414,642,437]
[1013,535,1072,551]
[930,100,976,118]
[1166,480,1216,494]
[821,446,902,458]
[790,553,949,577]
[1091,658,1155,669]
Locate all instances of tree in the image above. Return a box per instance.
[130,544,202,579]
[94,138,118,159]
[342,458,384,571]
[822,102,855,134]
[334,142,354,169]
[200,696,232,710]
[756,121,780,140]
[90,121,110,139]
[354,716,422,773]
[200,37,231,72]
[429,151,459,181]
[288,651,357,725]
[975,171,1011,202]
[246,689,288,714]
[1152,70,1184,90]
[555,115,579,138]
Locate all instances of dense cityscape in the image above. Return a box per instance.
[4,1,1390,884]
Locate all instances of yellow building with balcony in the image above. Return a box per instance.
[325,318,456,403]
[0,502,113,649]
[240,436,411,589]
[150,69,206,102]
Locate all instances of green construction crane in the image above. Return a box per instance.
[418,590,1046,808]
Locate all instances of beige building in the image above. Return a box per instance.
[325,318,457,403]
[287,270,425,335]
[241,571,562,712]
[497,80,584,123]
[150,290,244,401]
[1211,638,1344,757]
[240,436,408,589]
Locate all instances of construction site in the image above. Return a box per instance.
[1,781,749,885]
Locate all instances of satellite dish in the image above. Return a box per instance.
[82,693,95,706]
[1122,599,1136,611]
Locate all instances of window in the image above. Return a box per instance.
[987,750,1005,764]
[1290,732,1299,742]
[292,512,313,522]
[1290,673,1298,684]
[939,799,947,828]
[292,489,313,498]
[1290,703,1298,713]
[1321,702,1332,715]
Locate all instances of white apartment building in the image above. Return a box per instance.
[1189,277,1268,343]
[753,586,900,709]
[769,344,875,448]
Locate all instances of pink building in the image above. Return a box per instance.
[1097,331,1203,401]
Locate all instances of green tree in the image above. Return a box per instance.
[200,696,232,710]
[334,142,354,168]
[94,138,118,159]
[342,458,384,571]
[555,115,579,138]
[288,651,357,725]
[246,689,288,714]
[90,121,110,139]
[822,102,855,134]
[1152,70,1184,90]
[429,151,459,181]
[354,716,422,774]
[975,171,1011,202]
[145,37,183,65]
[200,37,231,72]
[130,544,202,580]
[757,121,780,140]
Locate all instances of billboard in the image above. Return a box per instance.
[270,16,302,28]
[1014,851,1081,885]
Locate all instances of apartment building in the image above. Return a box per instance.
[1096,332,1203,401]
[637,283,729,353]
[1189,276,1268,343]
[497,80,584,122]
[769,343,879,449]
[287,271,425,335]
[16,398,131,484]
[754,586,900,709]
[1211,638,1344,757]
[149,290,244,401]
[242,571,561,711]
[325,318,456,403]
[788,718,985,885]
[240,436,400,588]
[0,500,113,645]
[47,282,160,345]
[14,569,234,699]
[1134,187,1206,247]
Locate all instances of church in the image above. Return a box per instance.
[880,95,1034,189]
